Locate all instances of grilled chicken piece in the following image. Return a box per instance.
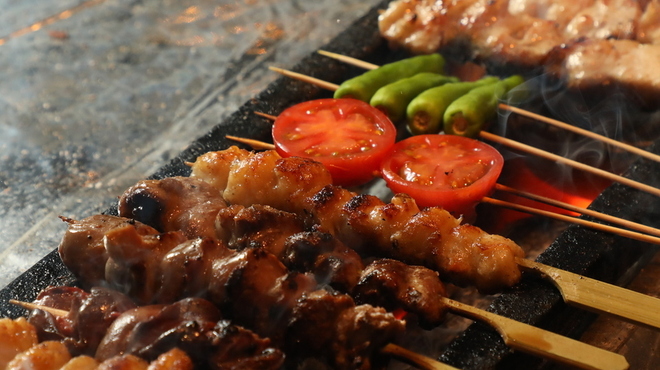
[60,355,99,370]
[28,286,136,356]
[190,147,524,292]
[146,348,193,370]
[5,340,71,370]
[58,215,158,288]
[215,204,305,257]
[353,259,448,328]
[282,231,365,292]
[95,297,283,369]
[286,289,405,370]
[118,176,228,239]
[0,317,39,369]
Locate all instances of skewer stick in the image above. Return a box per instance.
[499,103,660,164]
[516,258,660,330]
[479,131,660,198]
[9,299,69,317]
[441,297,629,370]
[317,50,379,70]
[268,66,339,91]
[482,196,660,245]
[494,183,660,238]
[382,344,460,370]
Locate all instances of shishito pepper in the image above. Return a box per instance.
[406,76,500,135]
[443,75,525,138]
[370,73,459,122]
[333,54,445,102]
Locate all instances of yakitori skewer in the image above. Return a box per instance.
[7,300,448,370]
[9,287,629,370]
[245,80,660,330]
[226,132,660,246]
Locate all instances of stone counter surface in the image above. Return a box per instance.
[0,0,381,288]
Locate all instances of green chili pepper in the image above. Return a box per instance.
[334,54,446,102]
[443,75,525,138]
[406,76,500,135]
[370,73,459,123]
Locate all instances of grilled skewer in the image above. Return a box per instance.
[234,115,660,246]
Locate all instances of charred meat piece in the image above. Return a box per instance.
[96,297,284,369]
[286,289,405,370]
[215,204,305,257]
[28,286,136,356]
[208,247,318,343]
[353,259,448,329]
[118,176,227,239]
[282,231,365,292]
[58,215,158,288]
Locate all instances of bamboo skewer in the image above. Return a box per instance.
[441,297,629,370]
[381,344,461,370]
[516,258,660,330]
[499,103,660,164]
[9,299,69,317]
[481,196,660,245]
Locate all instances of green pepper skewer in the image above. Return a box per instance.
[406,76,500,135]
[370,73,459,123]
[443,75,525,138]
[334,54,445,102]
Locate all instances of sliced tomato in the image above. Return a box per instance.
[380,134,503,216]
[272,98,397,187]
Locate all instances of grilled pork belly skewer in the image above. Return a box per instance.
[269,64,660,199]
[188,146,660,330]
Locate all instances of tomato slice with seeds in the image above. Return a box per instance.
[380,134,503,216]
[272,98,397,187]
